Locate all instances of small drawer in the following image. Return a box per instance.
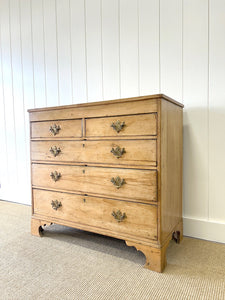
[86,113,157,137]
[31,119,82,138]
[31,139,157,167]
[32,164,157,203]
[33,189,158,241]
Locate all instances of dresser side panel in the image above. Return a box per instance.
[160,100,183,244]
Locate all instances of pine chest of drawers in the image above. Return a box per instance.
[29,94,183,272]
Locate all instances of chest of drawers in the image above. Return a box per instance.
[29,94,183,272]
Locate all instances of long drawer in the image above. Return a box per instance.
[33,189,158,241]
[86,113,157,137]
[31,119,82,138]
[31,139,157,167]
[32,164,157,202]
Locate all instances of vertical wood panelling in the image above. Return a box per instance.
[70,0,87,103]
[85,0,103,102]
[120,0,139,98]
[0,28,3,195]
[31,0,46,107]
[101,0,120,100]
[20,0,34,111]
[20,0,34,204]
[0,0,225,242]
[10,0,28,200]
[56,0,72,105]
[139,0,159,95]
[160,0,182,101]
[183,0,209,219]
[0,0,18,193]
[43,0,59,107]
[0,18,8,200]
[209,0,225,222]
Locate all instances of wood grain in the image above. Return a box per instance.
[86,113,157,137]
[29,98,158,121]
[33,189,158,241]
[31,139,157,167]
[28,94,183,113]
[32,163,157,202]
[31,119,82,138]
[29,95,183,273]
[31,218,52,237]
[160,99,183,243]
[126,239,170,273]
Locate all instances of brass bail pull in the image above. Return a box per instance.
[50,171,61,182]
[111,120,125,133]
[50,146,61,157]
[49,124,61,135]
[112,210,127,222]
[111,176,125,189]
[51,200,62,210]
[111,146,125,158]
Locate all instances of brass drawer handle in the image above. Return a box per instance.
[49,124,61,135]
[111,146,125,158]
[112,210,127,222]
[50,171,61,182]
[50,146,61,157]
[111,176,125,189]
[51,200,62,210]
[111,120,125,133]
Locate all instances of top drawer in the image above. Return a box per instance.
[31,119,82,138]
[86,114,157,137]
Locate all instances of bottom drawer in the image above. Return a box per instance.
[33,189,158,241]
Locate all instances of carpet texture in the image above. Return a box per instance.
[0,200,225,300]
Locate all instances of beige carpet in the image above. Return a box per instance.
[0,200,224,300]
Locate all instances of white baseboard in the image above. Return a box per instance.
[183,217,225,244]
[0,185,31,205]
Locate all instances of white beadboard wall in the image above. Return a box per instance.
[0,0,225,244]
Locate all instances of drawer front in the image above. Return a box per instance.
[31,119,82,138]
[86,113,157,137]
[33,189,158,241]
[32,164,157,202]
[31,140,157,167]
[29,98,158,122]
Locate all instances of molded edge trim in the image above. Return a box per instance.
[28,94,183,112]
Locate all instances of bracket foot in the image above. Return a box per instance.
[31,218,52,237]
[125,240,170,273]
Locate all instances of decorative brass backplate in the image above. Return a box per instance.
[111,176,126,189]
[51,200,62,210]
[50,171,61,182]
[49,124,61,135]
[50,146,61,157]
[111,120,125,133]
[111,146,125,158]
[112,210,127,222]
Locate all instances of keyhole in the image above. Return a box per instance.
[83,198,86,203]
[83,169,85,174]
[83,143,85,147]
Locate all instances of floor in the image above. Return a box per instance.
[0,200,225,300]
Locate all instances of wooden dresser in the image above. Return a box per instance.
[29,94,183,272]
